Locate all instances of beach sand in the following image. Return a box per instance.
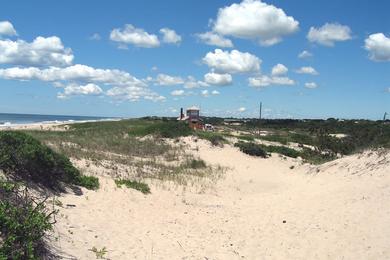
[50,138,390,259]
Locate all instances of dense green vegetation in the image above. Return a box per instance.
[263,145,301,158]
[0,131,99,191]
[213,118,390,159]
[234,142,269,158]
[115,179,151,194]
[0,180,56,259]
[234,140,338,163]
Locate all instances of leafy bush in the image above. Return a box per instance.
[299,148,336,165]
[115,179,151,194]
[263,145,301,158]
[0,180,56,259]
[76,175,100,190]
[0,131,99,191]
[129,121,193,138]
[234,142,268,158]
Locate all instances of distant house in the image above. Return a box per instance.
[178,106,204,130]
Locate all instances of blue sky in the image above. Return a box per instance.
[0,0,389,119]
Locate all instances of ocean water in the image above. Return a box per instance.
[0,113,114,126]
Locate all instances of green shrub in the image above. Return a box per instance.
[234,142,268,158]
[115,179,151,194]
[76,175,99,190]
[300,148,336,165]
[264,145,301,158]
[0,180,56,259]
[0,131,99,191]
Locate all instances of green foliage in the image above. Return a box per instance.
[0,180,56,259]
[76,175,99,190]
[235,141,301,159]
[263,145,301,158]
[128,121,193,138]
[115,179,151,194]
[0,131,99,190]
[299,148,336,165]
[234,142,268,158]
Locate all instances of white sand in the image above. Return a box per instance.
[49,138,390,259]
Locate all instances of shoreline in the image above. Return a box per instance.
[0,118,121,130]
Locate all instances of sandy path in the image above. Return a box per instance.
[52,139,390,259]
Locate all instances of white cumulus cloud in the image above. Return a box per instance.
[0,36,73,67]
[238,107,246,112]
[249,75,295,87]
[204,72,232,86]
[110,24,160,48]
[201,89,219,97]
[0,64,165,102]
[170,89,186,96]
[183,76,209,89]
[295,66,318,75]
[0,21,17,36]
[159,28,182,44]
[364,33,390,62]
[155,73,184,86]
[212,0,299,46]
[298,50,312,59]
[196,32,233,48]
[57,83,103,99]
[305,82,318,89]
[307,23,352,46]
[271,63,288,76]
[203,49,261,74]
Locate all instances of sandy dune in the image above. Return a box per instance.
[52,138,390,259]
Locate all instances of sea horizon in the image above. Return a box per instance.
[0,112,118,126]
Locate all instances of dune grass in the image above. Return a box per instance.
[21,119,225,186]
[115,179,151,194]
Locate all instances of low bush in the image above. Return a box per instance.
[115,179,151,194]
[0,180,56,259]
[234,142,268,158]
[0,131,99,191]
[264,145,301,158]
